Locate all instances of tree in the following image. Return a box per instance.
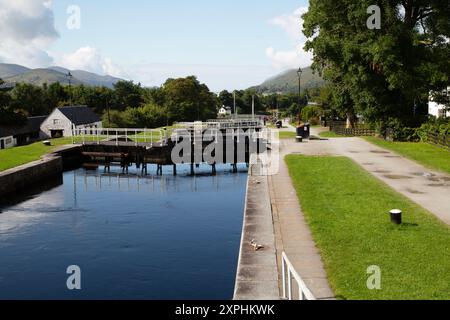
[218,90,234,107]
[162,76,217,122]
[10,83,47,116]
[303,0,450,128]
[0,79,26,126]
[113,80,144,110]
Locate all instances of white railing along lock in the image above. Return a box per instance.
[281,252,316,301]
[71,127,165,147]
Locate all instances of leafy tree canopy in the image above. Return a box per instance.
[303,0,450,127]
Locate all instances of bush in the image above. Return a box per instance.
[417,118,450,142]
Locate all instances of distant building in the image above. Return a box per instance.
[218,106,232,117]
[40,106,102,138]
[429,87,449,118]
[0,116,47,150]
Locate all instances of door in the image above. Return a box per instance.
[0,139,4,150]
[51,130,64,138]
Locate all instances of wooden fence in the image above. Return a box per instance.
[329,121,376,136]
[332,127,376,136]
[427,132,450,149]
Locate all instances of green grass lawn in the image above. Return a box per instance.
[0,138,73,172]
[319,131,353,138]
[286,155,450,300]
[279,131,297,139]
[365,137,450,175]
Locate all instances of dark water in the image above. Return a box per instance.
[0,164,247,300]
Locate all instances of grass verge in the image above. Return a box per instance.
[279,131,297,139]
[364,136,450,175]
[285,155,450,300]
[0,138,73,172]
[319,131,353,138]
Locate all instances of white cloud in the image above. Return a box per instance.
[270,7,308,42]
[0,1,126,79]
[55,47,127,78]
[0,0,59,67]
[266,45,312,70]
[266,6,312,70]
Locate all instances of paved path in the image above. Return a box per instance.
[283,124,450,225]
[269,140,335,299]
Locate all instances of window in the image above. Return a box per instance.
[53,119,61,125]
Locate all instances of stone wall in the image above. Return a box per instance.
[0,154,63,199]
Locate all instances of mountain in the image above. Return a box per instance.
[48,67,122,88]
[70,70,122,88]
[0,63,122,88]
[4,69,83,87]
[253,67,325,94]
[0,63,31,79]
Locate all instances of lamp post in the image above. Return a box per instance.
[66,71,73,105]
[297,67,303,123]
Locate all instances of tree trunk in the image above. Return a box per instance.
[346,113,356,129]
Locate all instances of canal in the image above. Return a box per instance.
[0,164,248,300]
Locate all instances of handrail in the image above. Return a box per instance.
[71,127,166,146]
[281,252,316,300]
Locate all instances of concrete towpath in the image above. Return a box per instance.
[235,123,449,300]
[269,139,335,299]
[283,124,450,226]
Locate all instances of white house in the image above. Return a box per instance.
[40,106,102,138]
[218,106,232,117]
[429,87,449,118]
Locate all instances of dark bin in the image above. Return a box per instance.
[303,123,311,139]
[296,126,304,137]
[276,121,283,129]
[297,124,310,139]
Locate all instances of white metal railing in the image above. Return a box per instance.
[282,252,316,300]
[175,119,264,130]
[170,127,273,145]
[71,127,166,147]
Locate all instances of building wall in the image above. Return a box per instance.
[40,109,73,138]
[0,136,17,149]
[40,109,103,138]
[429,101,449,118]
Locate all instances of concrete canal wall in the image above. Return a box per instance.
[233,156,279,300]
[0,145,81,199]
[0,155,62,199]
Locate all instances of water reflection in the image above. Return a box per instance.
[0,164,247,300]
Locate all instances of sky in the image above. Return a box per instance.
[0,0,312,91]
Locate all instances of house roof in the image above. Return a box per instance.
[58,106,101,125]
[0,116,47,138]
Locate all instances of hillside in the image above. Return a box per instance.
[0,63,122,88]
[71,70,122,88]
[0,63,31,79]
[254,67,325,94]
[49,67,122,88]
[4,69,83,87]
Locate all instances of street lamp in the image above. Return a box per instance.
[297,67,303,122]
[66,71,73,105]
